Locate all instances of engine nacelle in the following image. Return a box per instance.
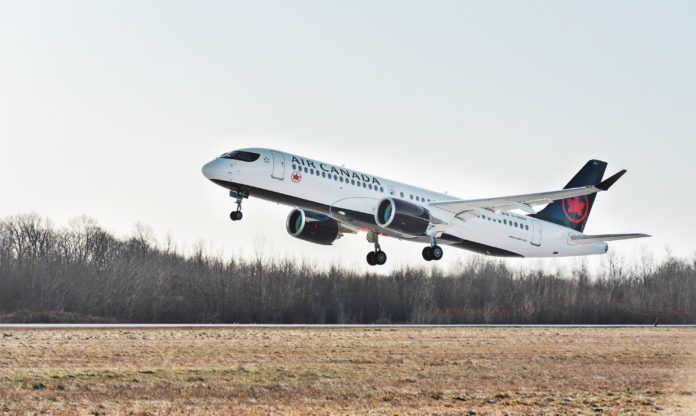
[375,197,431,237]
[286,208,342,245]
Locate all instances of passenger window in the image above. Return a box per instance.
[340,177,344,183]
[369,184,372,190]
[504,220,507,225]
[400,192,404,198]
[410,194,413,199]
[322,172,326,178]
[416,196,419,201]
[380,187,384,192]
[363,183,367,188]
[292,164,296,170]
[304,167,308,173]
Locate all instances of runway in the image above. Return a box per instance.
[1,323,694,328]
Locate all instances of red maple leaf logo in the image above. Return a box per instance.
[566,196,585,216]
[562,195,589,223]
[291,171,301,183]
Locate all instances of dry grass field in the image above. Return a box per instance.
[0,327,695,415]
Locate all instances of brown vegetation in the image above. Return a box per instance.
[1,213,695,324]
[0,327,694,415]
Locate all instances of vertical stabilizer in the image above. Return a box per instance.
[530,160,607,232]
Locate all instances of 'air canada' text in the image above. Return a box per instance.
[291,156,381,186]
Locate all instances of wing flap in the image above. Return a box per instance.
[429,185,602,219]
[429,169,629,221]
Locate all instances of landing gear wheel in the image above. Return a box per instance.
[375,250,387,265]
[432,245,443,261]
[366,251,377,266]
[366,232,387,266]
[422,246,433,261]
[229,190,248,222]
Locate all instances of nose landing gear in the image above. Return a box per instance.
[229,190,248,222]
[366,232,387,266]
[422,236,443,261]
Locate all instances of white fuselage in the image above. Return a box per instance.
[202,148,608,258]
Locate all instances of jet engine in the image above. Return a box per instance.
[375,197,431,236]
[286,208,343,245]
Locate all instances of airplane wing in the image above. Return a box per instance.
[569,233,651,244]
[429,170,626,221]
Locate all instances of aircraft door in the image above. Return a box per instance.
[530,219,542,246]
[271,151,285,180]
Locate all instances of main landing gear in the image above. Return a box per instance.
[229,190,248,221]
[366,232,387,266]
[422,236,443,261]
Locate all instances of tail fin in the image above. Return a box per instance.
[531,159,607,232]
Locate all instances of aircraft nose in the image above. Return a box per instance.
[202,160,217,179]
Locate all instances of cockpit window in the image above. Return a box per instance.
[220,151,260,162]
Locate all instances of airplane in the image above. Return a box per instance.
[202,148,649,265]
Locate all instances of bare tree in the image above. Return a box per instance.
[0,213,695,324]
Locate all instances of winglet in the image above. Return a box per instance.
[597,169,627,191]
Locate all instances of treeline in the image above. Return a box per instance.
[0,213,694,324]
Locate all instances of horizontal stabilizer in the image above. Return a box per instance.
[569,233,651,244]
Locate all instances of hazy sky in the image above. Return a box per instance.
[1,1,694,273]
